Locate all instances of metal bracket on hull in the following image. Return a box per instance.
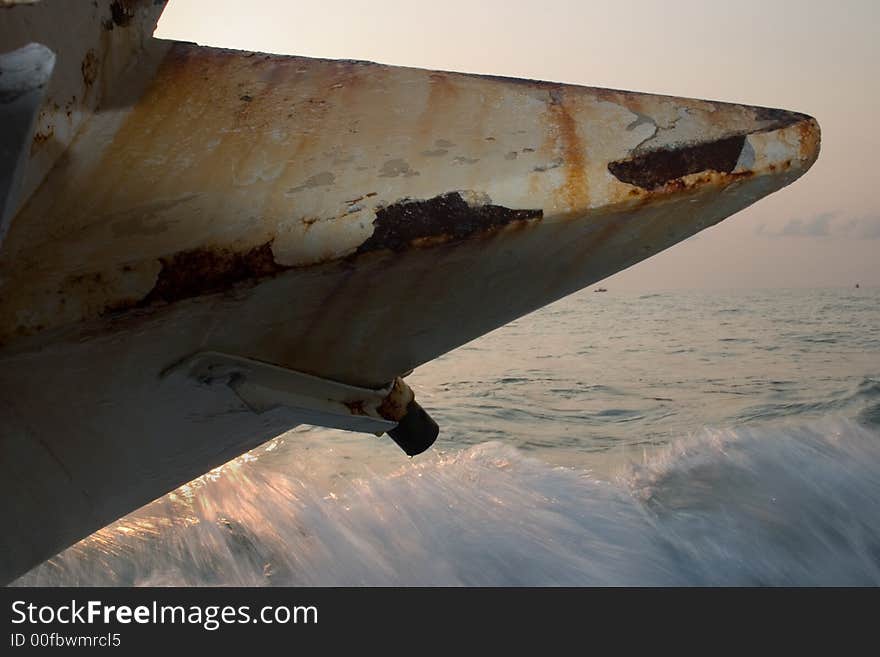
[164,351,438,456]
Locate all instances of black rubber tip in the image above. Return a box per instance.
[387,400,439,456]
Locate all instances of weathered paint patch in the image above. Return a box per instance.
[625,112,656,131]
[608,135,746,190]
[356,192,543,254]
[533,158,563,172]
[378,159,419,178]
[287,171,335,194]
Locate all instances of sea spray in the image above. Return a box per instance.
[16,419,880,586]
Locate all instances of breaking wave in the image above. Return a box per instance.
[15,419,880,586]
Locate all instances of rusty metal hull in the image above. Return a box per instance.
[0,0,820,583]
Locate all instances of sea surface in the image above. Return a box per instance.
[16,287,880,586]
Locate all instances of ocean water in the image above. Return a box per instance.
[16,287,880,586]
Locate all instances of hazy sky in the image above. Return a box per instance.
[156,0,879,289]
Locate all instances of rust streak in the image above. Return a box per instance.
[417,73,460,140]
[546,89,588,209]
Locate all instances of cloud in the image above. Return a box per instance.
[757,212,880,239]
[780,212,834,237]
[841,215,880,240]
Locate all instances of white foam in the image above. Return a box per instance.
[15,419,880,586]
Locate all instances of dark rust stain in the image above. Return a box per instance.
[30,127,54,153]
[344,400,368,416]
[69,271,106,287]
[376,379,410,423]
[752,106,811,131]
[81,50,98,88]
[608,135,746,190]
[109,1,135,26]
[139,242,289,306]
[32,129,52,145]
[472,72,562,91]
[356,192,542,254]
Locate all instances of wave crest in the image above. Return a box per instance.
[15,420,880,586]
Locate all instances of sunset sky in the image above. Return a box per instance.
[157,0,879,289]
